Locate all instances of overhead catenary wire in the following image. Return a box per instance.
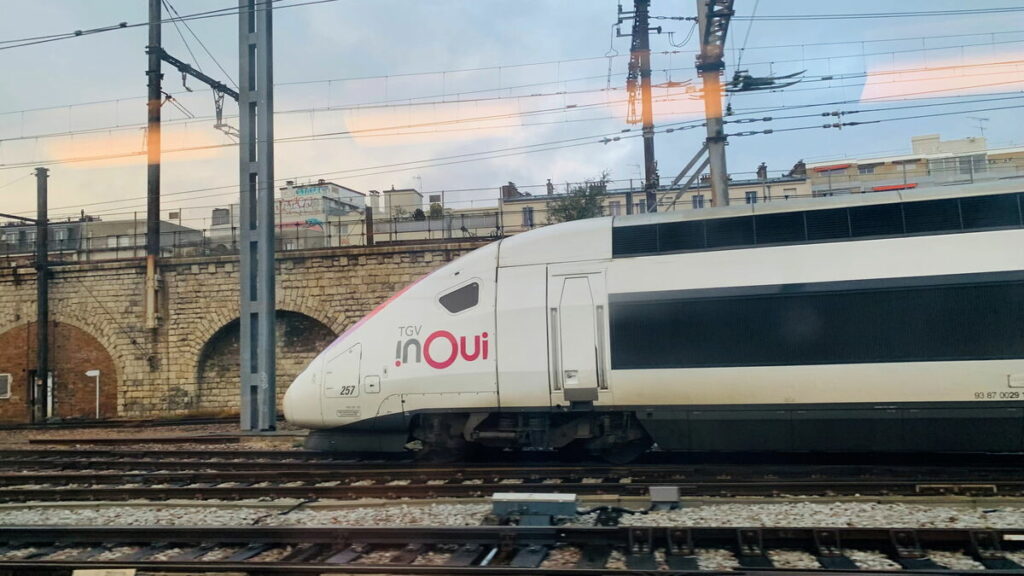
[5,50,1023,147]
[162,0,239,89]
[162,0,203,75]
[728,0,760,109]
[2,75,1021,175]
[0,0,341,52]
[0,116,709,219]
[6,93,1021,221]
[0,85,707,154]
[4,31,1019,121]
[731,7,1024,21]
[5,27,1023,118]
[726,102,1024,137]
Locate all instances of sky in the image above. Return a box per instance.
[0,1,1022,230]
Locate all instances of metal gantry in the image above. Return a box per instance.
[238,0,277,431]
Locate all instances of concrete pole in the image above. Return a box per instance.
[633,0,659,212]
[34,167,49,424]
[696,0,730,207]
[145,0,162,330]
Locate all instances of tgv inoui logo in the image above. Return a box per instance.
[395,325,489,369]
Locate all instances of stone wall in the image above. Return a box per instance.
[0,240,487,422]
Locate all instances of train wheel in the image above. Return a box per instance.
[412,414,473,463]
[416,439,470,463]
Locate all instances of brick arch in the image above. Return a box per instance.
[0,313,124,387]
[0,318,120,423]
[192,310,337,411]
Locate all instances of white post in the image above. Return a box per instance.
[85,370,101,419]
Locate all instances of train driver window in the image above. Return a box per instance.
[439,282,479,314]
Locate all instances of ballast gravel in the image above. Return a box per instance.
[0,502,491,527]
[0,501,1021,531]
[620,501,1024,528]
[843,549,903,570]
[926,549,987,571]
[767,549,822,569]
[695,547,741,570]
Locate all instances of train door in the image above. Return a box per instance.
[321,343,362,422]
[547,267,610,407]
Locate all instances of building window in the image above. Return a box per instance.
[609,201,622,216]
[106,236,118,248]
[212,208,231,226]
[439,282,479,314]
[959,154,987,175]
[637,199,647,213]
[858,165,876,175]
[692,194,705,209]
[522,206,535,228]
[745,191,758,204]
[0,374,9,399]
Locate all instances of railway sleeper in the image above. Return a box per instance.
[1,526,1022,573]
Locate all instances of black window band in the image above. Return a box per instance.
[612,192,1024,257]
[610,272,1024,369]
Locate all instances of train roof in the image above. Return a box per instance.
[496,180,1024,268]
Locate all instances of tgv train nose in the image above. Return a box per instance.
[283,366,323,427]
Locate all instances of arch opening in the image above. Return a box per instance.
[196,311,336,412]
[0,322,118,424]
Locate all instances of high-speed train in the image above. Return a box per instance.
[284,182,1024,460]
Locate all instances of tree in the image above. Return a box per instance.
[412,208,426,221]
[546,173,609,223]
[429,202,444,219]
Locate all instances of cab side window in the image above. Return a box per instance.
[440,282,479,314]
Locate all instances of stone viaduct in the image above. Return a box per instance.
[0,240,487,424]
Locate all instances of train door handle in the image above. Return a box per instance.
[549,308,561,391]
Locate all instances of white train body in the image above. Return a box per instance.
[284,182,1024,454]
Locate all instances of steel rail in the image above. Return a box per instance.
[3,449,1023,469]
[0,525,1021,574]
[2,460,1024,502]
[0,478,1021,503]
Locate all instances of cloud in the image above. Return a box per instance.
[861,53,1024,101]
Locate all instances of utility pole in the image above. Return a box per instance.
[618,1,662,212]
[145,0,162,330]
[239,0,277,432]
[34,167,49,423]
[695,0,733,206]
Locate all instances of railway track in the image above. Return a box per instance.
[0,525,1022,574]
[2,449,1023,502]
[1,465,1023,502]
[0,415,242,431]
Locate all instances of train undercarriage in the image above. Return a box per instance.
[304,410,653,463]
